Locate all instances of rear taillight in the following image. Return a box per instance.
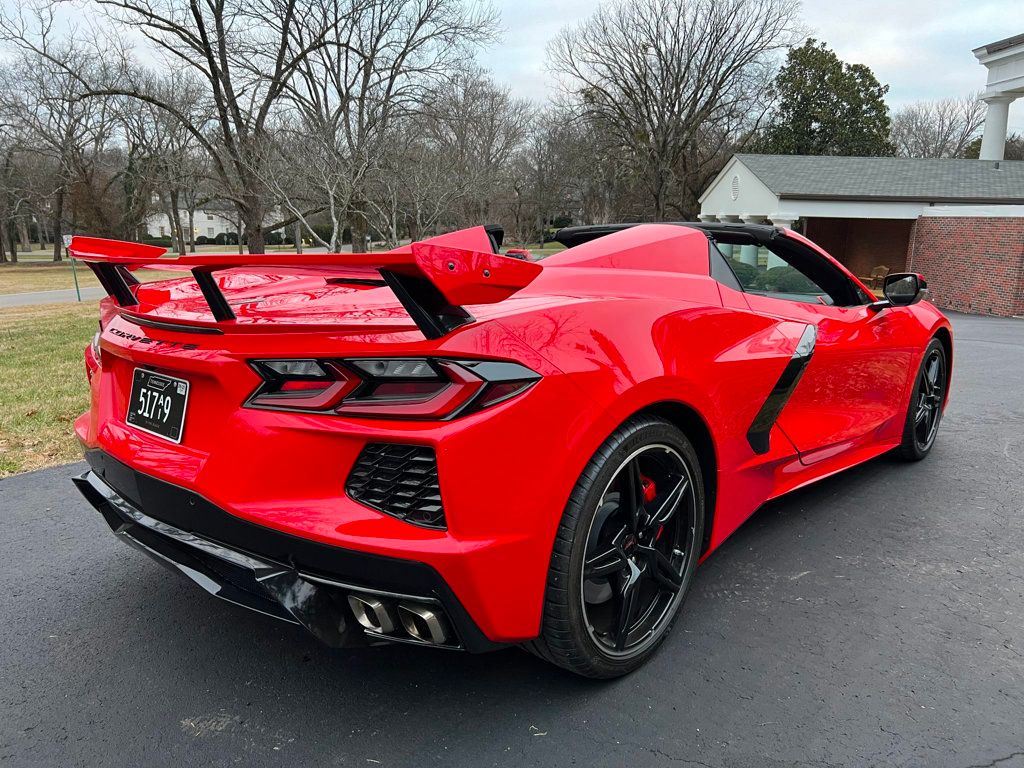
[85,323,102,381]
[246,357,539,420]
[248,359,360,410]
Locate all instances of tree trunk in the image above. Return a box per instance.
[162,194,175,245]
[238,214,247,254]
[169,190,187,255]
[187,207,196,253]
[6,221,17,263]
[294,221,303,254]
[350,199,369,253]
[0,221,7,263]
[246,225,265,254]
[17,218,31,252]
[52,190,64,262]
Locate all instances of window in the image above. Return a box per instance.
[159,226,166,237]
[207,227,215,236]
[207,213,214,221]
[714,232,867,307]
[727,254,833,305]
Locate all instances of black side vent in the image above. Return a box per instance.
[346,444,445,529]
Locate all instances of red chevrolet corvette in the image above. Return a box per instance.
[71,222,951,677]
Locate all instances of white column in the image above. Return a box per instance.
[739,215,763,267]
[715,213,739,259]
[979,96,1014,161]
[767,215,796,269]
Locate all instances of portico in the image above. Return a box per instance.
[974,34,1024,161]
[699,154,1024,316]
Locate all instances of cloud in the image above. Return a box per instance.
[482,0,1024,131]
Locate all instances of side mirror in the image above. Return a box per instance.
[882,273,928,307]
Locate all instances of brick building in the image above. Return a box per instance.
[699,154,1024,317]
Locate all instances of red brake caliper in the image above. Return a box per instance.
[640,474,663,541]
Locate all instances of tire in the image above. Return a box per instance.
[526,415,705,678]
[895,338,948,461]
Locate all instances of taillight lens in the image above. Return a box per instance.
[246,357,539,419]
[248,359,360,410]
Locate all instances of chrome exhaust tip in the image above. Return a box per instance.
[347,594,398,634]
[398,603,450,645]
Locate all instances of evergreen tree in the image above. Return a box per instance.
[757,39,894,156]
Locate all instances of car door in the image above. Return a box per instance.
[729,235,913,462]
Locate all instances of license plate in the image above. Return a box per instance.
[126,368,190,443]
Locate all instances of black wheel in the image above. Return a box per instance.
[896,338,947,461]
[527,416,704,678]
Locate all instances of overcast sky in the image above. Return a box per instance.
[3,0,1020,132]
[481,0,1024,132]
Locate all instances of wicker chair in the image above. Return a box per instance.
[859,265,890,289]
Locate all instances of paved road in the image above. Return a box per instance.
[0,286,106,308]
[2,313,1022,767]
[0,245,410,308]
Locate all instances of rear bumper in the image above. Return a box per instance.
[74,450,502,652]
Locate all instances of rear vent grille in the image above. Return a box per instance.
[346,443,445,529]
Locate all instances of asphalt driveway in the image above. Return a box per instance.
[1,312,1022,767]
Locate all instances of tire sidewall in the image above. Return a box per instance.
[560,418,705,677]
[901,339,947,460]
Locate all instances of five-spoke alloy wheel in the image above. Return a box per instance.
[528,416,704,678]
[898,337,948,461]
[581,444,696,657]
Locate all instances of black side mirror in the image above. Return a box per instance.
[882,273,928,307]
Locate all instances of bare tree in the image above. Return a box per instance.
[891,94,986,158]
[0,15,121,259]
[420,68,530,228]
[548,0,799,220]
[0,138,19,262]
[117,73,209,253]
[279,0,497,251]
[0,0,347,253]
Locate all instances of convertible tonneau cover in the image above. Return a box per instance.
[69,227,541,339]
[553,221,784,249]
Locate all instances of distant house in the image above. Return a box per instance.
[144,200,285,242]
[145,199,238,240]
[699,154,1024,317]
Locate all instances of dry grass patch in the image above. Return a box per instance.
[0,302,98,476]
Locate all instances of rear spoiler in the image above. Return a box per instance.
[69,232,542,339]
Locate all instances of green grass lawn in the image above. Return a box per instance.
[0,302,97,476]
[0,239,564,477]
[0,263,177,295]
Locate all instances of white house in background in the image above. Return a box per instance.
[698,153,1024,317]
[144,200,240,240]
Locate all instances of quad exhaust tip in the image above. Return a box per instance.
[347,594,451,646]
[347,594,398,635]
[398,603,450,645]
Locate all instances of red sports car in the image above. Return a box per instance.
[71,222,951,677]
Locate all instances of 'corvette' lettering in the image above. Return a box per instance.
[107,327,199,350]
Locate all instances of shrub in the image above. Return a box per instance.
[755,265,820,294]
[195,235,209,245]
[214,231,239,245]
[728,258,759,288]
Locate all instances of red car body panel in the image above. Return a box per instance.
[73,223,952,645]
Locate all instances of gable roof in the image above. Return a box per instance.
[735,154,1024,204]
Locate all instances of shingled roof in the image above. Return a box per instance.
[735,154,1024,204]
